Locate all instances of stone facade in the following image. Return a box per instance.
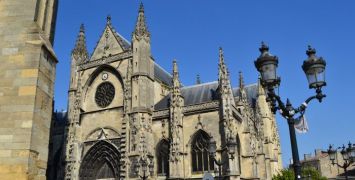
[0,0,58,179]
[58,4,282,180]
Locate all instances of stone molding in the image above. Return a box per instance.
[153,101,219,119]
[78,51,132,71]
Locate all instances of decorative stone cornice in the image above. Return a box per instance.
[152,101,220,120]
[78,51,132,71]
[152,109,169,119]
[183,101,219,114]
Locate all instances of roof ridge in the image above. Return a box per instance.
[154,62,172,77]
[232,82,258,89]
[182,81,218,89]
[108,23,130,50]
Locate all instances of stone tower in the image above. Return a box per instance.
[128,3,155,177]
[0,0,58,179]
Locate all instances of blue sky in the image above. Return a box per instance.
[54,1,355,167]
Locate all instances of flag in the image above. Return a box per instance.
[294,114,309,133]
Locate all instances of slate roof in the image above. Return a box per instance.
[111,28,131,51]
[154,63,173,86]
[232,83,258,106]
[181,81,219,106]
[154,82,258,110]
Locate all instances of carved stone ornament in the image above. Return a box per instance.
[95,82,115,108]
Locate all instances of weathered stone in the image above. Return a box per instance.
[0,0,58,179]
[58,4,282,180]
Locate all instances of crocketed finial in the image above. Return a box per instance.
[139,2,144,13]
[259,41,269,53]
[306,45,316,57]
[196,74,201,84]
[79,23,85,33]
[106,15,111,24]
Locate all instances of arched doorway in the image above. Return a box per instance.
[79,140,120,180]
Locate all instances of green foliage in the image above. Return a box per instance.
[272,166,327,180]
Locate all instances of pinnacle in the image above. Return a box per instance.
[239,71,244,89]
[72,24,89,62]
[173,59,179,75]
[196,74,201,84]
[139,2,144,13]
[219,47,224,59]
[106,15,112,25]
[79,23,85,33]
[172,59,181,89]
[133,3,149,37]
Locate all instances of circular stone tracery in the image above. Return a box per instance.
[95,82,115,108]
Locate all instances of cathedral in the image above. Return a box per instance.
[56,4,283,180]
[0,1,282,179]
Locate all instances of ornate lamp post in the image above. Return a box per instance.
[254,43,327,180]
[327,142,355,180]
[135,156,154,180]
[208,136,237,180]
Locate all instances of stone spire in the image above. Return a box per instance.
[172,60,181,93]
[170,59,184,178]
[72,24,89,63]
[239,71,244,90]
[217,48,240,175]
[133,3,150,38]
[218,47,234,104]
[218,47,236,135]
[238,71,247,102]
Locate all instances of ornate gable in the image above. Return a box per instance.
[90,16,130,61]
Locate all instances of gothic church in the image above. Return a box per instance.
[62,4,282,180]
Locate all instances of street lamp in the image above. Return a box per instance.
[208,136,236,180]
[135,156,153,180]
[327,142,355,180]
[254,42,327,180]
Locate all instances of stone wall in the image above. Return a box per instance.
[0,0,58,179]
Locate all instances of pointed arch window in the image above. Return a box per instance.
[191,130,214,173]
[156,139,169,176]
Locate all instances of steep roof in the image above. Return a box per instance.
[181,81,219,106]
[232,83,258,106]
[154,62,173,86]
[154,81,258,110]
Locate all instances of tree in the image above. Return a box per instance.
[272,166,327,180]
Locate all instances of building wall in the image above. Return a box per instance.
[301,149,352,179]
[0,0,58,179]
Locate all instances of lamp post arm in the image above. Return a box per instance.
[267,88,326,118]
[267,90,286,114]
[295,92,326,113]
[267,90,297,119]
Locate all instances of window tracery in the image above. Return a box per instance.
[191,130,214,173]
[95,82,115,108]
